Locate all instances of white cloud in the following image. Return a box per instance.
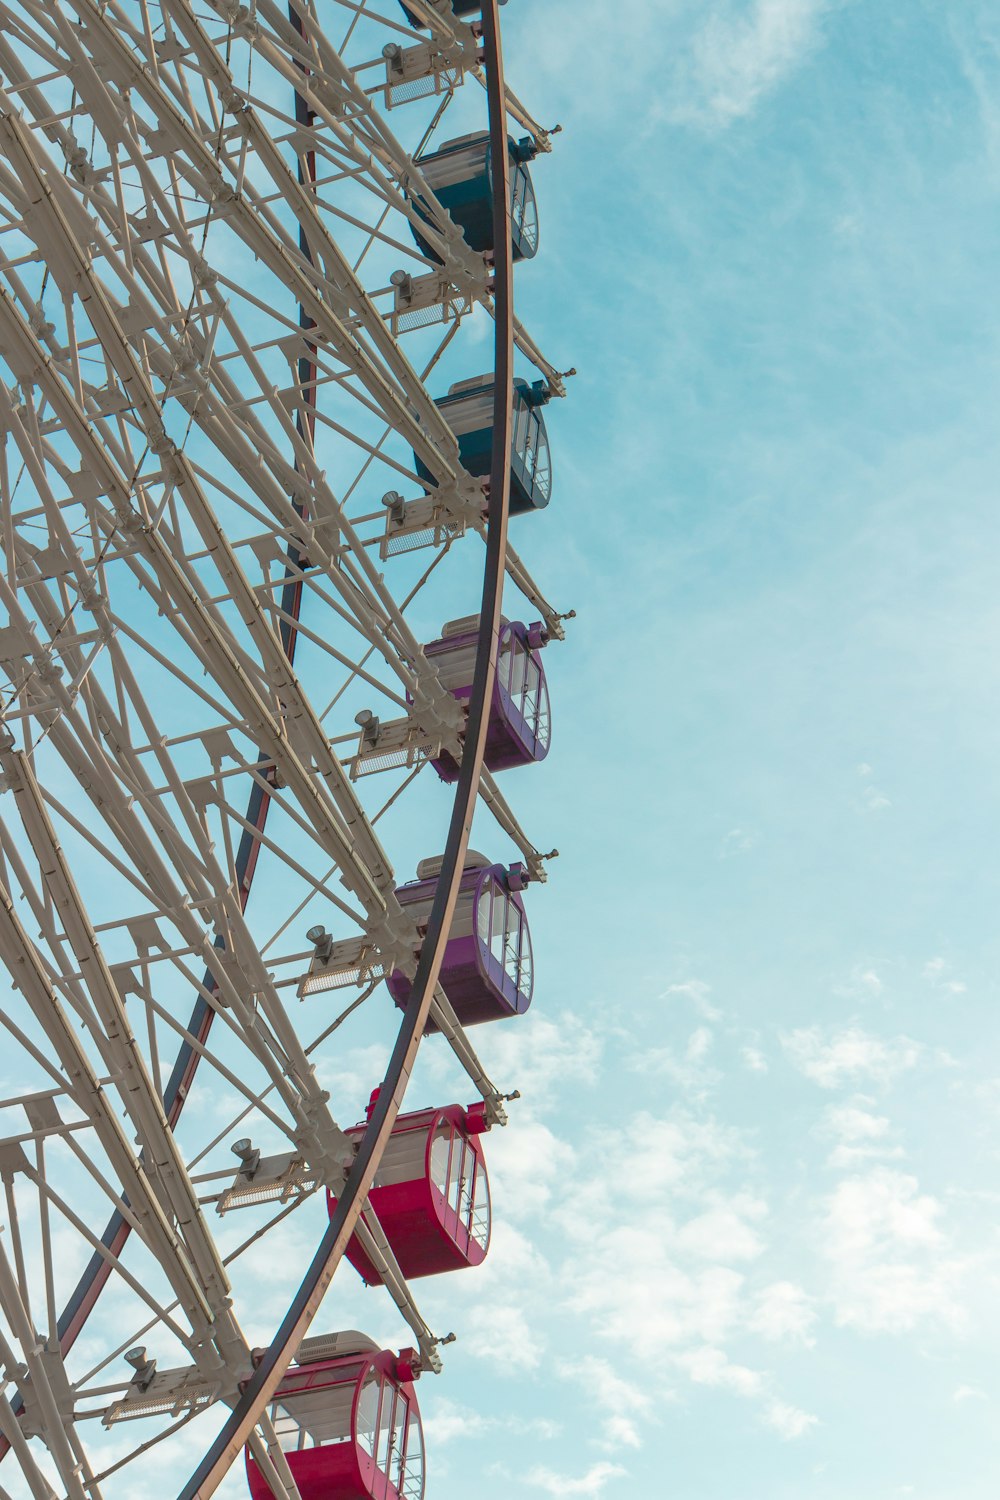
[834,965,887,1003]
[606,1110,750,1200]
[741,1044,769,1072]
[566,1220,748,1355]
[674,1193,768,1262]
[953,1385,988,1404]
[721,825,757,857]
[675,1345,763,1397]
[854,762,891,810]
[661,979,723,1021]
[421,1397,493,1445]
[638,1026,721,1095]
[485,1115,577,1223]
[463,1300,545,1372]
[477,1012,602,1097]
[556,1357,656,1452]
[526,1462,626,1498]
[747,1281,818,1345]
[782,1026,921,1089]
[820,1167,966,1333]
[763,1398,819,1439]
[821,1100,903,1167]
[923,956,967,995]
[689,0,830,126]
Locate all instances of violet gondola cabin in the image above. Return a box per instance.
[423,614,551,782]
[330,1102,491,1282]
[245,1333,424,1500]
[414,375,552,514]
[409,131,539,264]
[386,852,533,1028]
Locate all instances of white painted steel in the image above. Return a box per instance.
[0,0,566,1492]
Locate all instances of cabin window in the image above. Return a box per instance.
[524,410,551,502]
[390,1391,410,1493]
[511,165,538,255]
[471,1160,491,1249]
[477,877,532,996]
[429,1125,452,1200]
[400,1407,424,1499]
[356,1369,379,1458]
[522,653,550,746]
[375,1382,395,1478]
[447,1139,466,1220]
[430,1122,489,1247]
[497,631,550,750]
[273,1404,309,1453]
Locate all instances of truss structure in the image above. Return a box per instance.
[0,0,567,1494]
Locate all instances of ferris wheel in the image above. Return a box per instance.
[0,0,570,1494]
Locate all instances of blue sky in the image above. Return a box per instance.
[391,3,1000,1498]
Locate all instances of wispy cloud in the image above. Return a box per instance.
[662,978,723,1021]
[820,1099,904,1167]
[819,1167,967,1333]
[763,1398,820,1439]
[526,1462,627,1497]
[747,1281,818,1345]
[782,1026,921,1089]
[688,0,833,127]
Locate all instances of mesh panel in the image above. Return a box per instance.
[105,1387,217,1426]
[353,745,421,778]
[381,523,459,559]
[393,300,449,335]
[386,65,461,109]
[217,1165,319,1213]
[300,958,386,990]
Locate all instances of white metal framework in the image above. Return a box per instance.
[0,0,568,1494]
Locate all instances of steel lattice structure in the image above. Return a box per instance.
[0,0,569,1494]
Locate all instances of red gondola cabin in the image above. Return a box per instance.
[245,1332,424,1500]
[329,1102,491,1282]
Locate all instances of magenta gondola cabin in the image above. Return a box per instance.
[386,853,533,1028]
[245,1333,424,1500]
[424,615,551,782]
[330,1102,491,1282]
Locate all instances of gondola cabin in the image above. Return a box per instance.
[410,132,539,263]
[245,1333,423,1500]
[330,1102,491,1282]
[423,614,551,781]
[400,0,502,23]
[386,852,533,1028]
[414,376,552,514]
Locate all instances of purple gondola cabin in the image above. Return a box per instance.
[386,852,533,1028]
[423,614,551,782]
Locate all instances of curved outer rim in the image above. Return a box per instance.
[177,1,516,1493]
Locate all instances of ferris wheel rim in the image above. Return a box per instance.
[176,2,516,1490]
[0,0,550,1490]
